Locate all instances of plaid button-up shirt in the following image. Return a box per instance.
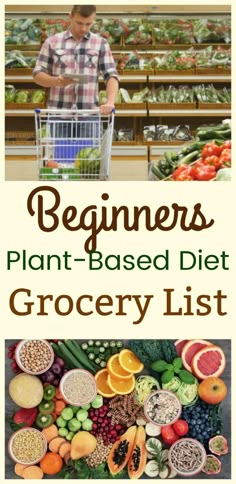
[33,30,119,109]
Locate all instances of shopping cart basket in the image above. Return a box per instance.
[35,108,114,180]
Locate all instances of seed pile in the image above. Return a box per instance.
[19,340,52,373]
[85,436,112,468]
[11,429,45,464]
[108,391,145,427]
[62,371,96,405]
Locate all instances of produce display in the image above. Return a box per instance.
[5,85,46,105]
[5,50,37,69]
[114,47,231,73]
[143,125,192,142]
[5,19,42,45]
[6,338,230,479]
[150,120,231,181]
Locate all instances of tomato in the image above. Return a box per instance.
[220,140,231,150]
[161,425,179,445]
[172,419,189,436]
[201,143,222,159]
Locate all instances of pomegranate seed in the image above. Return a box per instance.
[94,410,99,416]
[11,361,17,368]
[92,423,97,429]
[115,424,122,430]
[7,352,13,359]
[8,345,14,351]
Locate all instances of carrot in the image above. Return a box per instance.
[41,424,58,443]
[22,465,44,479]
[49,436,66,453]
[59,441,71,459]
[40,452,63,475]
[55,399,66,415]
[55,387,65,400]
[14,463,29,477]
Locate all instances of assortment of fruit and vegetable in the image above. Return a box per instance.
[6,338,229,479]
[150,121,231,181]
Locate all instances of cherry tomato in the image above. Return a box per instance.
[161,425,179,445]
[172,419,189,436]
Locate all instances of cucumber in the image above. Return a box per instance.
[151,164,166,180]
[64,340,98,373]
[177,150,200,165]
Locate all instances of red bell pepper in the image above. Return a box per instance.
[201,143,222,159]
[13,407,38,427]
[191,163,216,181]
[218,148,231,166]
[172,164,194,181]
[202,155,222,170]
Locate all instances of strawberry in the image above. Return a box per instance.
[13,407,38,427]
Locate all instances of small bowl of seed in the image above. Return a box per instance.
[8,427,47,465]
[60,369,97,406]
[144,389,182,427]
[15,339,54,375]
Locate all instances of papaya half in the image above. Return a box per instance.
[107,425,137,475]
[128,426,147,479]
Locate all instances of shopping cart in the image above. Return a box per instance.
[35,108,114,180]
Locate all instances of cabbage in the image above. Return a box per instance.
[162,376,181,392]
[215,168,231,181]
[135,375,160,404]
[31,90,45,103]
[15,90,29,103]
[176,379,199,405]
[5,85,16,102]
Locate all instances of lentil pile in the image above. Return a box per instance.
[62,370,96,405]
[85,436,112,468]
[11,429,46,464]
[19,340,52,373]
[145,391,181,425]
[169,439,205,474]
[108,391,146,427]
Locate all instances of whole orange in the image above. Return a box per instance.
[198,377,227,404]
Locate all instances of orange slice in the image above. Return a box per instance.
[95,369,116,398]
[107,353,133,380]
[118,349,144,374]
[107,374,136,395]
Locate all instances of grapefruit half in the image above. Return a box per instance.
[174,339,189,356]
[181,339,212,372]
[191,345,226,380]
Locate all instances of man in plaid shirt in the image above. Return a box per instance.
[33,5,119,114]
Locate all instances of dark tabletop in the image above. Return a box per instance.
[5,339,231,479]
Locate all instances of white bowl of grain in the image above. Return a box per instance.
[144,389,182,427]
[60,368,97,406]
[168,438,207,476]
[15,339,54,375]
[8,427,47,465]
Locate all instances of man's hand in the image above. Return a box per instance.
[100,103,115,115]
[56,75,75,87]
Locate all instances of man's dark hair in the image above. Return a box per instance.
[71,5,96,17]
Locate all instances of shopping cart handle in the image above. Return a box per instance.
[112,108,116,113]
[35,108,41,113]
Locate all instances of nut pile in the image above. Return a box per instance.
[85,436,112,468]
[19,340,52,373]
[11,429,46,464]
